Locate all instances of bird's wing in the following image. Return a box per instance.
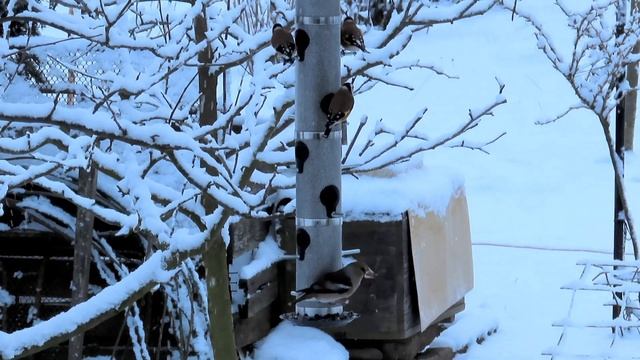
[346,33,361,44]
[272,29,295,55]
[309,270,353,293]
[328,88,354,118]
[342,22,364,47]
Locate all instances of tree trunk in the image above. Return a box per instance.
[625,0,639,151]
[204,232,237,360]
[67,164,98,360]
[193,9,238,360]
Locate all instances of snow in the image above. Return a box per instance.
[252,321,348,360]
[0,287,14,307]
[342,165,464,221]
[429,310,499,353]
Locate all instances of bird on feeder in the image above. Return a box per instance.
[323,82,354,138]
[341,16,367,53]
[291,260,376,303]
[271,23,296,64]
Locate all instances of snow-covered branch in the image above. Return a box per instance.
[342,82,507,174]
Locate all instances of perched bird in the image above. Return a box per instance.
[324,82,354,137]
[271,23,296,63]
[341,16,367,53]
[291,260,376,304]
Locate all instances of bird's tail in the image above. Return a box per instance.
[323,121,333,138]
[355,40,368,53]
[290,290,313,302]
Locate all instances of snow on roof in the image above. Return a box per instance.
[342,165,464,222]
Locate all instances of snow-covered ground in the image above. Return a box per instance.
[256,2,640,359]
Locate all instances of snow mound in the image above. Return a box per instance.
[252,321,348,360]
[342,165,464,222]
[429,310,499,352]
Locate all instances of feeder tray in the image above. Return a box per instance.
[280,311,359,329]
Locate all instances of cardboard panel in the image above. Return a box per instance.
[409,191,474,331]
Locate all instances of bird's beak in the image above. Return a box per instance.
[364,268,376,279]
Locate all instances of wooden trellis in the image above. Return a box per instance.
[544,259,640,359]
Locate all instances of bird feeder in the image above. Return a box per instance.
[283,0,350,322]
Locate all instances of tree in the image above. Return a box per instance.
[0,0,503,358]
[511,0,640,259]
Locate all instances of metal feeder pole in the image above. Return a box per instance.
[295,0,343,317]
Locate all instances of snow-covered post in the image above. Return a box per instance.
[625,0,639,151]
[295,0,344,317]
[613,0,627,321]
